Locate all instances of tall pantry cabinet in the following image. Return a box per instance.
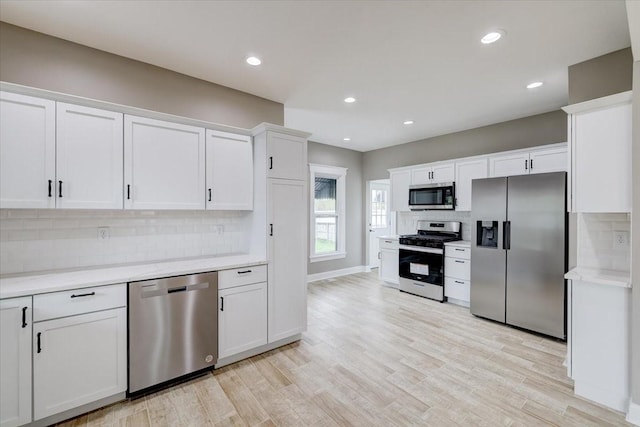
[252,124,310,343]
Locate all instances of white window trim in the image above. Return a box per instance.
[309,163,347,263]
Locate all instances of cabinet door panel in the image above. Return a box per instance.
[33,308,127,420]
[219,282,267,358]
[56,103,123,209]
[206,131,253,210]
[529,146,567,175]
[0,297,32,427]
[266,132,306,180]
[411,167,431,185]
[431,163,455,183]
[379,248,399,285]
[390,170,410,212]
[574,105,631,212]
[124,115,205,210]
[267,179,307,342]
[455,158,488,211]
[0,92,55,209]
[489,152,529,177]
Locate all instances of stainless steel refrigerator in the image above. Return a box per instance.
[470,172,566,339]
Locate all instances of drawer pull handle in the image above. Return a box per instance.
[22,307,27,328]
[455,280,465,284]
[455,248,465,251]
[237,270,252,274]
[70,291,96,298]
[37,332,42,353]
[412,282,425,287]
[385,240,393,243]
[220,296,224,311]
[455,260,465,264]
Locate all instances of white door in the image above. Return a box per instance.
[368,180,391,268]
[455,158,488,211]
[489,152,530,177]
[431,162,455,183]
[390,170,411,212]
[266,132,307,181]
[0,92,55,209]
[219,282,268,359]
[33,308,127,420]
[56,103,123,209]
[529,146,567,175]
[267,179,307,342]
[206,130,253,210]
[0,297,32,427]
[124,115,205,210]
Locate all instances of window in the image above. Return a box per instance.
[309,164,347,262]
[370,188,388,228]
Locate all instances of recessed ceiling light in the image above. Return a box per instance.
[481,30,504,44]
[344,97,356,103]
[343,137,351,141]
[403,120,414,125]
[246,56,262,66]
[526,81,543,89]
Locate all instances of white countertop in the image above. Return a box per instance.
[0,254,267,299]
[378,235,399,241]
[445,240,471,248]
[564,267,631,289]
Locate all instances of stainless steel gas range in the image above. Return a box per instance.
[398,221,461,302]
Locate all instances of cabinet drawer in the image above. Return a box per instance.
[219,264,267,290]
[444,257,470,280]
[445,245,470,259]
[379,238,399,250]
[33,283,126,322]
[445,277,470,302]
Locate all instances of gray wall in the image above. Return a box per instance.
[632,59,639,407]
[363,110,566,181]
[0,22,283,128]
[307,142,364,276]
[568,48,633,104]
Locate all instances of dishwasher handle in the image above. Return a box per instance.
[139,281,210,298]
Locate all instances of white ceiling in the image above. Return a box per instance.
[0,1,631,152]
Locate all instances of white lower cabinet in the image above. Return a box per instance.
[444,244,471,307]
[218,282,268,359]
[378,238,399,286]
[32,284,127,421]
[0,297,32,427]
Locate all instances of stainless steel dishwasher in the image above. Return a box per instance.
[128,271,218,394]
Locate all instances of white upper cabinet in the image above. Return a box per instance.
[564,92,631,213]
[124,115,205,210]
[266,132,307,181]
[0,91,55,209]
[206,130,253,210]
[56,103,123,209]
[489,144,567,177]
[454,158,488,211]
[411,162,454,185]
[389,169,411,212]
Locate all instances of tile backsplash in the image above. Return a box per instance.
[0,209,251,275]
[577,213,631,272]
[397,210,472,239]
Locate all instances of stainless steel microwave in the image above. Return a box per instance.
[408,182,455,210]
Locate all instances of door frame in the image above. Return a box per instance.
[365,179,395,272]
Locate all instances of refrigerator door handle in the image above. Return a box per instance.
[503,221,511,250]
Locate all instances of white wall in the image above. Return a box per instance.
[0,209,250,275]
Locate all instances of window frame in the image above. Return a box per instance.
[309,163,347,263]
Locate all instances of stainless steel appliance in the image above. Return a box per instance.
[128,272,218,394]
[399,221,461,301]
[470,172,567,339]
[409,182,455,210]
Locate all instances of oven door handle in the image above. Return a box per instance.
[398,245,443,255]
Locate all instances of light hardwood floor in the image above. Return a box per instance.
[57,271,631,426]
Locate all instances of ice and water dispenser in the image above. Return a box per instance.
[476,221,498,248]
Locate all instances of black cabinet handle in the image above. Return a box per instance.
[220,296,224,312]
[455,248,465,251]
[21,307,27,328]
[525,159,528,170]
[269,156,273,170]
[208,188,212,202]
[237,270,252,274]
[269,223,273,236]
[127,184,131,200]
[530,159,534,170]
[37,332,42,353]
[58,180,63,198]
[454,260,465,264]
[454,280,465,284]
[48,180,52,198]
[70,291,95,298]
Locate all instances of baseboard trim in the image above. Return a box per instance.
[307,265,366,283]
[627,400,640,426]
